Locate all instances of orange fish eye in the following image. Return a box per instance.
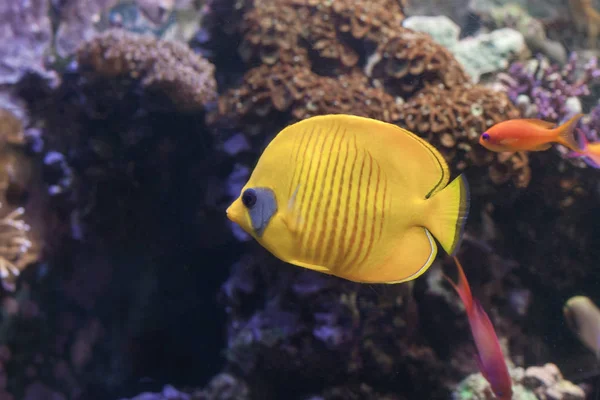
[481,133,490,141]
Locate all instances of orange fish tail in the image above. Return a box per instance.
[444,256,474,313]
[555,113,584,152]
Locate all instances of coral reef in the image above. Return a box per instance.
[2,0,600,399]
[212,254,453,399]
[238,0,406,74]
[76,29,217,112]
[0,0,56,86]
[209,0,528,188]
[454,363,585,400]
[486,4,567,64]
[568,0,600,48]
[402,16,527,83]
[0,16,228,399]
[365,28,470,95]
[397,84,527,186]
[497,54,600,121]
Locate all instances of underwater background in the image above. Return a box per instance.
[2,0,600,399]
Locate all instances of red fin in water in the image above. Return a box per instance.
[443,256,474,313]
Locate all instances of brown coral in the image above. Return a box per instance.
[76,28,217,112]
[399,84,529,186]
[213,64,401,131]
[212,63,321,131]
[239,0,406,74]
[365,29,470,97]
[293,71,401,121]
[211,0,530,188]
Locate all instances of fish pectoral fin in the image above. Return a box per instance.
[379,227,438,284]
[499,138,519,145]
[282,183,303,235]
[281,212,301,235]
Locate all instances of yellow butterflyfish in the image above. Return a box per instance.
[226,114,470,284]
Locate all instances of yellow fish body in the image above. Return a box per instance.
[226,114,470,284]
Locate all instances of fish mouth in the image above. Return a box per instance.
[225,201,242,223]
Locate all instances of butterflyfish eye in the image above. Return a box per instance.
[481,132,490,141]
[242,188,257,208]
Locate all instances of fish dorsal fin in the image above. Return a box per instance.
[392,126,450,198]
[520,119,556,129]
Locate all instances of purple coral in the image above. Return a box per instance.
[498,53,600,123]
[577,103,600,143]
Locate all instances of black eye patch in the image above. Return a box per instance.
[246,187,277,237]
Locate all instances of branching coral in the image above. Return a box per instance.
[76,28,217,112]
[497,53,600,121]
[0,206,32,288]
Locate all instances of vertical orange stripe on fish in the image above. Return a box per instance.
[300,125,330,256]
[295,124,318,241]
[289,122,310,199]
[322,129,347,266]
[314,124,343,265]
[357,152,378,268]
[347,150,374,272]
[379,165,387,242]
[288,124,387,270]
[332,135,353,267]
[340,145,367,273]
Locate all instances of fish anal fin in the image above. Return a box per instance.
[530,143,552,151]
[368,227,437,284]
[288,259,332,274]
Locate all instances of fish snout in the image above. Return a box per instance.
[225,200,243,224]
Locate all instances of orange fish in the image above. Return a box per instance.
[444,257,512,400]
[479,113,584,152]
[566,130,600,168]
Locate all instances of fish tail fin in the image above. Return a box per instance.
[576,128,590,151]
[556,113,584,152]
[424,174,470,256]
[443,256,474,312]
